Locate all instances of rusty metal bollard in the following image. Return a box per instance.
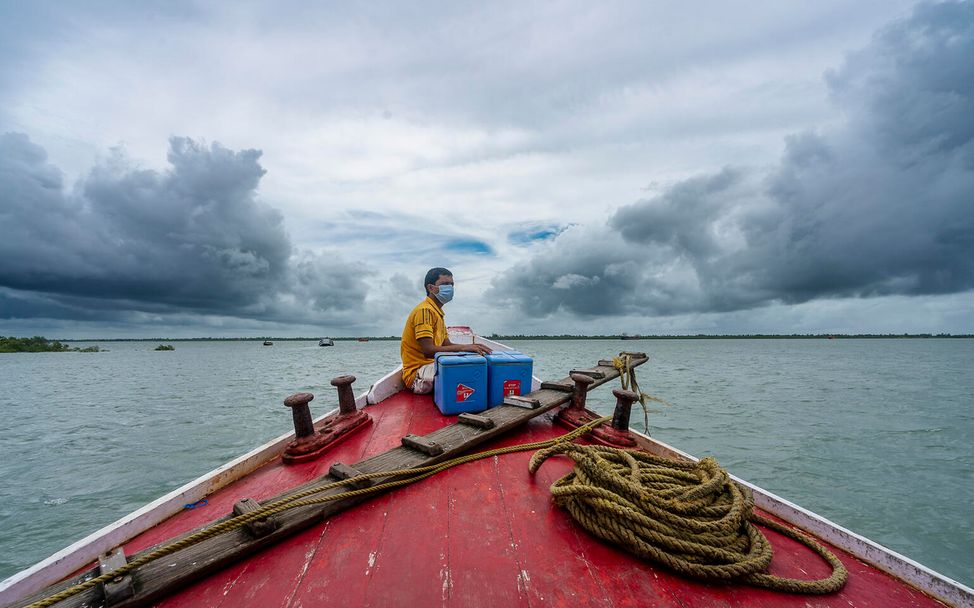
[555,373,600,430]
[570,373,596,410]
[589,388,638,448]
[282,375,373,465]
[331,375,357,415]
[611,388,638,432]
[284,392,316,439]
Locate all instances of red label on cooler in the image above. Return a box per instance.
[456,383,475,402]
[503,379,521,397]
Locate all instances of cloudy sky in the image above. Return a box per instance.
[1,0,972,337]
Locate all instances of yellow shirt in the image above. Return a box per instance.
[400,297,448,386]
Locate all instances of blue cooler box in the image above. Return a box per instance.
[486,351,534,407]
[434,352,488,415]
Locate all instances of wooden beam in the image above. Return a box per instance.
[15,353,646,608]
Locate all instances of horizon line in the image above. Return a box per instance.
[16,332,974,342]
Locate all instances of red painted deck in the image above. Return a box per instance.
[119,391,945,608]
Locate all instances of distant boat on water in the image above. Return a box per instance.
[357,337,369,342]
[262,340,273,346]
[318,338,334,347]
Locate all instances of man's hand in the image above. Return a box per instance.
[446,342,492,356]
[468,343,492,356]
[418,338,492,357]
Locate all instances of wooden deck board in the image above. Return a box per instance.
[360,397,452,607]
[445,431,532,608]
[497,418,632,608]
[285,495,392,608]
[363,471,451,607]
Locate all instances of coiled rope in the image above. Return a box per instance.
[528,442,848,594]
[29,413,847,606]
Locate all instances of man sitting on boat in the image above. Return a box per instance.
[401,267,491,393]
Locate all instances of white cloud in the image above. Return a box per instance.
[4,0,967,337]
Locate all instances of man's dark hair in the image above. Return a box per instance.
[424,267,453,295]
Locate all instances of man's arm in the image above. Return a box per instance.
[418,337,491,357]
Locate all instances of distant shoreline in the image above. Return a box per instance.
[47,333,974,342]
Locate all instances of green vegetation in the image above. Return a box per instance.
[154,344,175,351]
[0,336,101,353]
[0,336,71,352]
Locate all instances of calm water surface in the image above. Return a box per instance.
[1,339,972,586]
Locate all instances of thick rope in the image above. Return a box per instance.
[25,417,611,608]
[613,354,670,435]
[529,442,848,594]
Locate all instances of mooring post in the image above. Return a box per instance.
[611,388,638,432]
[331,375,357,414]
[555,372,598,430]
[281,374,372,465]
[570,373,595,409]
[283,392,316,438]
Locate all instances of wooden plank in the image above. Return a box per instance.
[18,354,646,608]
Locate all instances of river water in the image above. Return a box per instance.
[1,338,971,587]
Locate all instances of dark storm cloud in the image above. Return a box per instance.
[490,1,974,317]
[0,134,367,321]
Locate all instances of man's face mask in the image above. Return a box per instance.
[435,284,454,304]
